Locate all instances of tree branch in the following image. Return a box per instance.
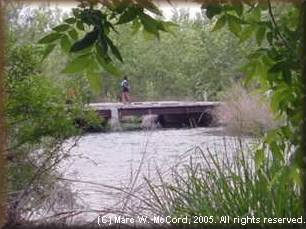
[267,0,293,51]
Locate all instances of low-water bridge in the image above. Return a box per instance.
[88,101,221,128]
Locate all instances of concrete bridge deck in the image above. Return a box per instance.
[88,101,221,128]
[89,101,220,117]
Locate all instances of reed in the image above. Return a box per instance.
[142,137,303,227]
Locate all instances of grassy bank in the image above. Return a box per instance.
[140,137,303,227]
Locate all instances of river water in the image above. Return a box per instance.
[59,127,253,224]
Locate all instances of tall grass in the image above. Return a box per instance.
[216,84,278,137]
[143,137,303,227]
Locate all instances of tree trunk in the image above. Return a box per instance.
[0,0,7,227]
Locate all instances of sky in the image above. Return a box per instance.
[25,0,202,19]
[158,3,202,19]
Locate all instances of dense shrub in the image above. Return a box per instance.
[216,84,278,137]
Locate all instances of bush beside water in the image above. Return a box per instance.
[215,84,278,137]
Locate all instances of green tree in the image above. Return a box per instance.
[107,8,251,101]
[200,0,305,217]
[3,2,103,224]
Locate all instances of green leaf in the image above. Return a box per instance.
[76,21,85,30]
[268,62,285,74]
[142,29,154,40]
[267,48,280,61]
[255,26,266,46]
[136,0,162,16]
[243,73,254,86]
[139,13,159,37]
[38,33,63,44]
[280,125,291,139]
[264,129,278,144]
[156,21,167,32]
[42,44,56,60]
[117,7,139,24]
[266,31,273,45]
[161,21,177,33]
[270,141,284,162]
[239,25,255,42]
[247,52,263,60]
[246,6,261,22]
[85,69,103,96]
[233,2,243,16]
[289,167,302,188]
[255,149,264,169]
[270,91,282,114]
[95,41,111,64]
[109,4,125,14]
[70,28,99,52]
[104,20,118,34]
[261,55,274,66]
[98,34,108,54]
[239,60,259,84]
[106,37,123,62]
[60,35,71,53]
[206,5,223,20]
[228,15,241,36]
[282,67,292,85]
[72,8,81,18]
[68,29,78,40]
[62,54,92,74]
[65,17,77,24]
[212,15,227,31]
[52,24,70,32]
[96,54,121,76]
[131,20,141,35]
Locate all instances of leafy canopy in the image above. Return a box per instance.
[201,0,304,186]
[38,0,175,77]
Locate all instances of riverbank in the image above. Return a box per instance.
[20,126,302,227]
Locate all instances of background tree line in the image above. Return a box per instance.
[8,3,254,104]
[92,8,253,102]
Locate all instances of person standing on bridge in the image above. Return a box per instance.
[121,76,131,103]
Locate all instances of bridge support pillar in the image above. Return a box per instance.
[108,107,121,131]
